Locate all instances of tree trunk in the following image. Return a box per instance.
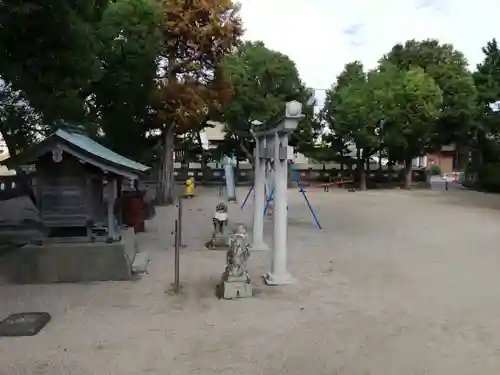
[403,157,413,189]
[195,130,209,183]
[357,149,366,190]
[0,126,15,156]
[476,130,484,169]
[235,158,240,185]
[388,161,394,183]
[156,125,175,205]
[359,160,367,190]
[456,145,469,171]
[238,140,254,168]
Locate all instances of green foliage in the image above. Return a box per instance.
[376,65,443,160]
[93,0,162,161]
[0,84,48,154]
[478,162,500,192]
[0,0,162,162]
[0,0,108,124]
[220,41,320,160]
[382,39,477,148]
[323,61,379,162]
[429,164,441,176]
[474,40,500,102]
[323,55,443,188]
[472,39,500,172]
[321,61,366,162]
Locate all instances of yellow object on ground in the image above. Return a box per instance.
[185,177,195,197]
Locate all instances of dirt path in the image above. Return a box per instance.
[1,187,500,375]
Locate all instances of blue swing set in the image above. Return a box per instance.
[240,161,322,230]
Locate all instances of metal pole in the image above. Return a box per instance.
[263,186,275,216]
[290,162,322,230]
[177,196,185,247]
[240,183,254,209]
[378,120,384,170]
[173,219,180,293]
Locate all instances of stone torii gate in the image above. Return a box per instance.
[250,100,303,285]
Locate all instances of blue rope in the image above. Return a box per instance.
[289,162,322,229]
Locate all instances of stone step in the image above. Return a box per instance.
[131,251,149,274]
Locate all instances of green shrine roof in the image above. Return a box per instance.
[2,126,150,178]
[55,129,149,173]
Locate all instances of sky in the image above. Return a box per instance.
[239,0,500,107]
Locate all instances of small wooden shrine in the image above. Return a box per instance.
[1,124,150,283]
[3,124,149,242]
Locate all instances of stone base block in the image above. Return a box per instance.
[205,235,230,250]
[3,229,138,283]
[219,280,252,299]
[263,272,295,285]
[249,241,268,251]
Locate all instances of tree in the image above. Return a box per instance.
[322,61,367,171]
[0,0,108,124]
[0,83,46,154]
[381,39,477,158]
[323,61,379,190]
[92,0,162,161]
[289,95,322,157]
[155,0,242,204]
[220,41,318,164]
[472,39,500,168]
[373,65,443,188]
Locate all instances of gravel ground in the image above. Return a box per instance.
[2,187,500,375]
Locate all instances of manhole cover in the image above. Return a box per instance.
[0,312,51,337]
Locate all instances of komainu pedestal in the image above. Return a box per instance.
[217,224,252,299]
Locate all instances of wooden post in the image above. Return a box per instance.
[116,177,122,226]
[107,178,117,241]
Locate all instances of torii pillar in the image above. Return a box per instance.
[249,133,268,251]
[250,101,303,284]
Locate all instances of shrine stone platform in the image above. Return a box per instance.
[2,228,142,284]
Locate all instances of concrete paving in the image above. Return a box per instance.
[1,186,500,374]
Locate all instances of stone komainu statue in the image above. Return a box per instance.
[205,202,230,250]
[225,229,250,279]
[213,202,228,235]
[225,224,250,282]
[217,223,252,299]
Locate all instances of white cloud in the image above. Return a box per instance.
[240,0,500,106]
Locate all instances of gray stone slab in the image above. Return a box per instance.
[0,312,51,337]
[132,252,149,274]
[3,237,136,283]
